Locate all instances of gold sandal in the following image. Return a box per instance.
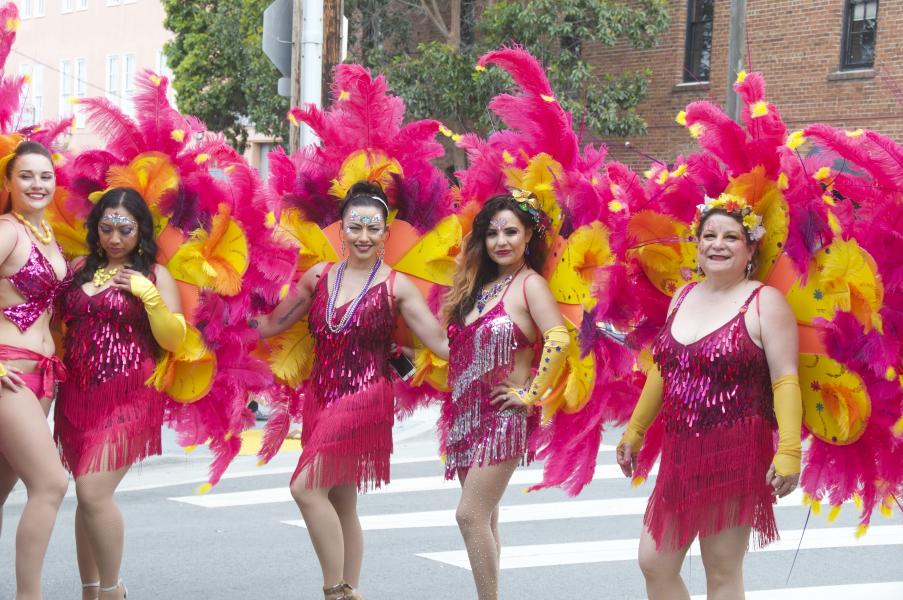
[322,582,363,600]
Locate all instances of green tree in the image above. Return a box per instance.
[162,0,288,152]
[366,0,669,158]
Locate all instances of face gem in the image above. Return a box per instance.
[347,210,383,226]
[102,213,137,227]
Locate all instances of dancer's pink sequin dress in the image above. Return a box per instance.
[441,282,540,480]
[54,274,165,476]
[292,265,397,491]
[646,282,778,550]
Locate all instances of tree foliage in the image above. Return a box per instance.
[358,0,669,146]
[162,0,288,152]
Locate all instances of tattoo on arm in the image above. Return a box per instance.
[277,297,309,325]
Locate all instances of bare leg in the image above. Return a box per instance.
[75,506,100,600]
[328,484,363,589]
[638,526,692,600]
[0,389,69,600]
[75,465,130,600]
[290,469,345,592]
[0,451,19,540]
[699,525,750,600]
[455,458,519,600]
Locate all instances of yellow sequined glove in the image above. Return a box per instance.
[772,374,802,476]
[0,362,7,378]
[511,325,570,406]
[618,365,664,452]
[130,275,188,353]
[413,346,449,392]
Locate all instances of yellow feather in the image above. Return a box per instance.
[329,149,403,202]
[274,209,340,269]
[268,319,315,387]
[548,222,612,310]
[393,215,462,286]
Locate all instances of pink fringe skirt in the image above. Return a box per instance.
[292,377,395,492]
[54,358,164,477]
[645,415,778,551]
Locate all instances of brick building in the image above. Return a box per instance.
[586,0,898,169]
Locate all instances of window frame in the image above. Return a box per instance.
[841,0,879,70]
[683,0,715,83]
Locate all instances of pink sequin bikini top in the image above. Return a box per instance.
[653,282,774,434]
[447,279,535,400]
[2,240,72,332]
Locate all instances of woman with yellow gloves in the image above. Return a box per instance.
[54,188,187,600]
[440,194,569,600]
[616,197,802,600]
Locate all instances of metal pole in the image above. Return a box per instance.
[725,0,747,123]
[289,0,303,152]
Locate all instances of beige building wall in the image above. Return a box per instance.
[7,0,172,150]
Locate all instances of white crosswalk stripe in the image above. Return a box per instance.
[167,419,903,599]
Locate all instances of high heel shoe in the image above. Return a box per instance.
[322,582,363,600]
[99,580,127,599]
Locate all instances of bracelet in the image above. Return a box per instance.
[0,362,7,378]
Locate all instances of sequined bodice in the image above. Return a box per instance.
[307,266,396,403]
[448,300,532,401]
[653,283,774,434]
[1,241,72,332]
[60,281,158,387]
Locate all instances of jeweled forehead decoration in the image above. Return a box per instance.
[101,213,137,227]
[695,193,766,242]
[489,216,509,230]
[347,210,384,226]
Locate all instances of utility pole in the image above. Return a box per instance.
[725,0,747,123]
[289,0,304,152]
[322,0,343,108]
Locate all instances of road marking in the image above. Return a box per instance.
[686,581,903,600]
[417,525,903,570]
[283,489,812,530]
[169,464,655,508]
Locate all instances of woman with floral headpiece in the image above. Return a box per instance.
[251,181,449,600]
[0,140,71,599]
[616,195,802,599]
[440,193,570,600]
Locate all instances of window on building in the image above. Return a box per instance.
[842,0,878,69]
[106,0,121,5]
[683,0,715,82]
[74,58,87,123]
[32,65,43,122]
[77,0,88,9]
[34,0,44,17]
[18,63,34,126]
[106,54,120,103]
[59,59,72,116]
[62,0,74,13]
[21,0,33,18]
[122,53,136,116]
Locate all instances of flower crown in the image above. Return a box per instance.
[696,193,766,242]
[510,188,549,236]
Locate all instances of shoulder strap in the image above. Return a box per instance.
[668,282,697,320]
[741,284,766,312]
[520,272,537,314]
[387,270,398,314]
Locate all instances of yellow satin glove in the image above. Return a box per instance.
[0,362,7,378]
[617,365,664,452]
[413,346,449,392]
[772,373,802,476]
[511,325,570,406]
[130,275,188,353]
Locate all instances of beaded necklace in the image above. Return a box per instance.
[325,258,383,333]
[476,274,513,313]
[13,212,53,244]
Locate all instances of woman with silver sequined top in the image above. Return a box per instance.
[251,182,448,600]
[617,202,802,600]
[440,194,569,600]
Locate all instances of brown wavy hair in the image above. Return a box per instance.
[443,194,547,325]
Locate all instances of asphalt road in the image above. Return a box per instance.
[2,408,902,599]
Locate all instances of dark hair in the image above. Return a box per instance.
[75,188,158,286]
[339,181,390,222]
[3,140,55,214]
[443,194,548,325]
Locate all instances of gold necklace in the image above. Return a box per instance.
[12,212,53,245]
[92,266,121,288]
